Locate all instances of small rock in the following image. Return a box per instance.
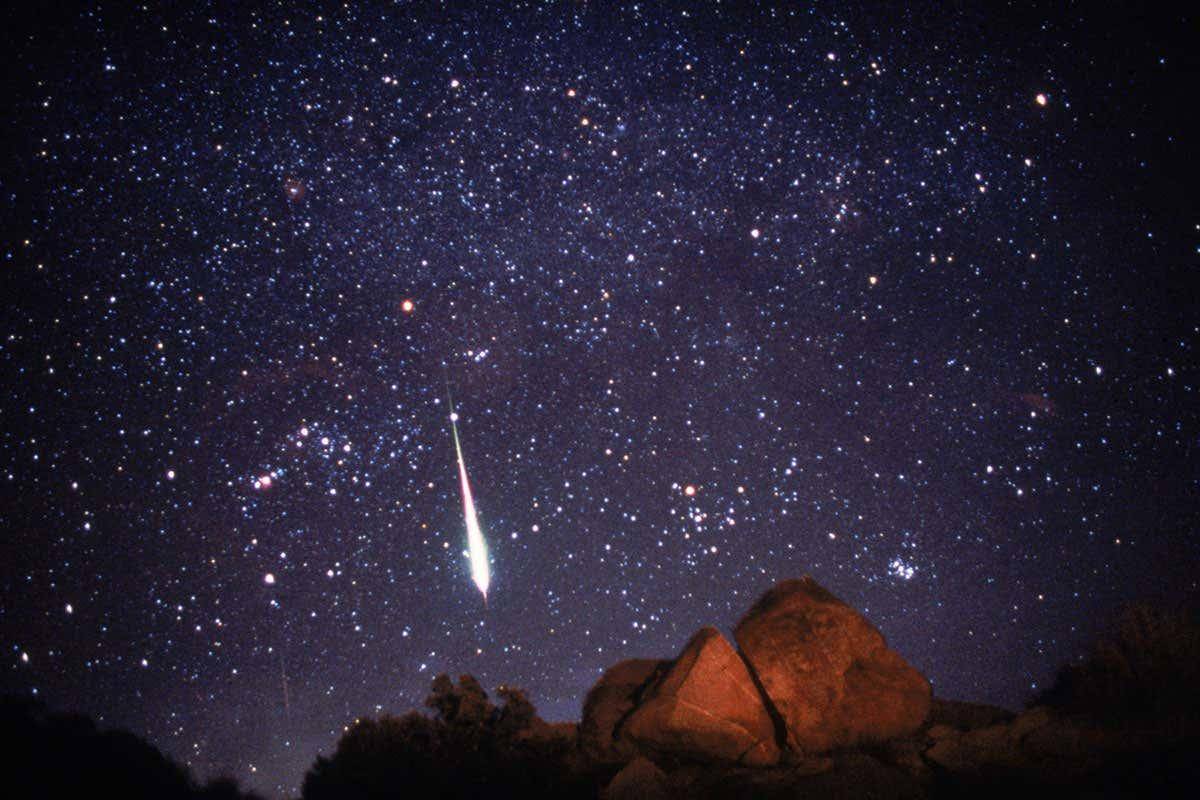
[928,698,1015,731]
[1008,706,1054,739]
[925,723,1016,772]
[601,756,670,800]
[781,752,834,775]
[878,736,930,777]
[926,723,958,740]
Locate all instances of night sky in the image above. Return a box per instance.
[2,2,1196,796]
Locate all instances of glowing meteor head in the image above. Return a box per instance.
[472,558,490,598]
[466,511,490,598]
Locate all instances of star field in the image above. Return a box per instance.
[1,3,1196,796]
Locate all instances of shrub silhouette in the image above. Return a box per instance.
[1034,601,1200,728]
[302,674,587,799]
[427,672,491,730]
[0,695,261,799]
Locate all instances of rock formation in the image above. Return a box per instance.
[619,627,780,766]
[579,658,666,763]
[574,576,1193,799]
[581,575,934,773]
[733,576,932,752]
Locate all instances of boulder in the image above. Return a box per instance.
[923,707,1052,773]
[925,723,959,741]
[924,706,1123,778]
[734,577,931,753]
[619,627,781,766]
[516,718,577,744]
[579,658,666,763]
[601,756,671,800]
[876,736,930,777]
[927,698,1014,731]
[924,720,1017,772]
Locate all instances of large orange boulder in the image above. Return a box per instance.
[619,627,781,766]
[734,577,931,753]
[579,658,666,763]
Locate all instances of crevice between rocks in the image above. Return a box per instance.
[610,660,672,744]
[736,646,790,757]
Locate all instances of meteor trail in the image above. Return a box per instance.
[447,385,490,602]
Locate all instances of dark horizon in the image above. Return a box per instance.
[1,2,1196,796]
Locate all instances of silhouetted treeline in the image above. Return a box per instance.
[0,696,261,800]
[1034,600,1200,729]
[302,674,594,800]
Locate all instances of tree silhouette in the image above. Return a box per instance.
[426,673,491,730]
[1,695,261,800]
[494,685,537,737]
[1035,601,1200,729]
[302,674,586,800]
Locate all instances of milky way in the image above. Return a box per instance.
[1,3,1195,795]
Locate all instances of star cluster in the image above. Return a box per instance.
[1,3,1195,796]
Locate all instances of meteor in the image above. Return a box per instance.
[447,388,490,602]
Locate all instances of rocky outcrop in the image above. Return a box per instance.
[924,706,1131,778]
[579,658,666,763]
[571,576,1196,797]
[618,627,780,766]
[734,577,931,752]
[580,577,934,767]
